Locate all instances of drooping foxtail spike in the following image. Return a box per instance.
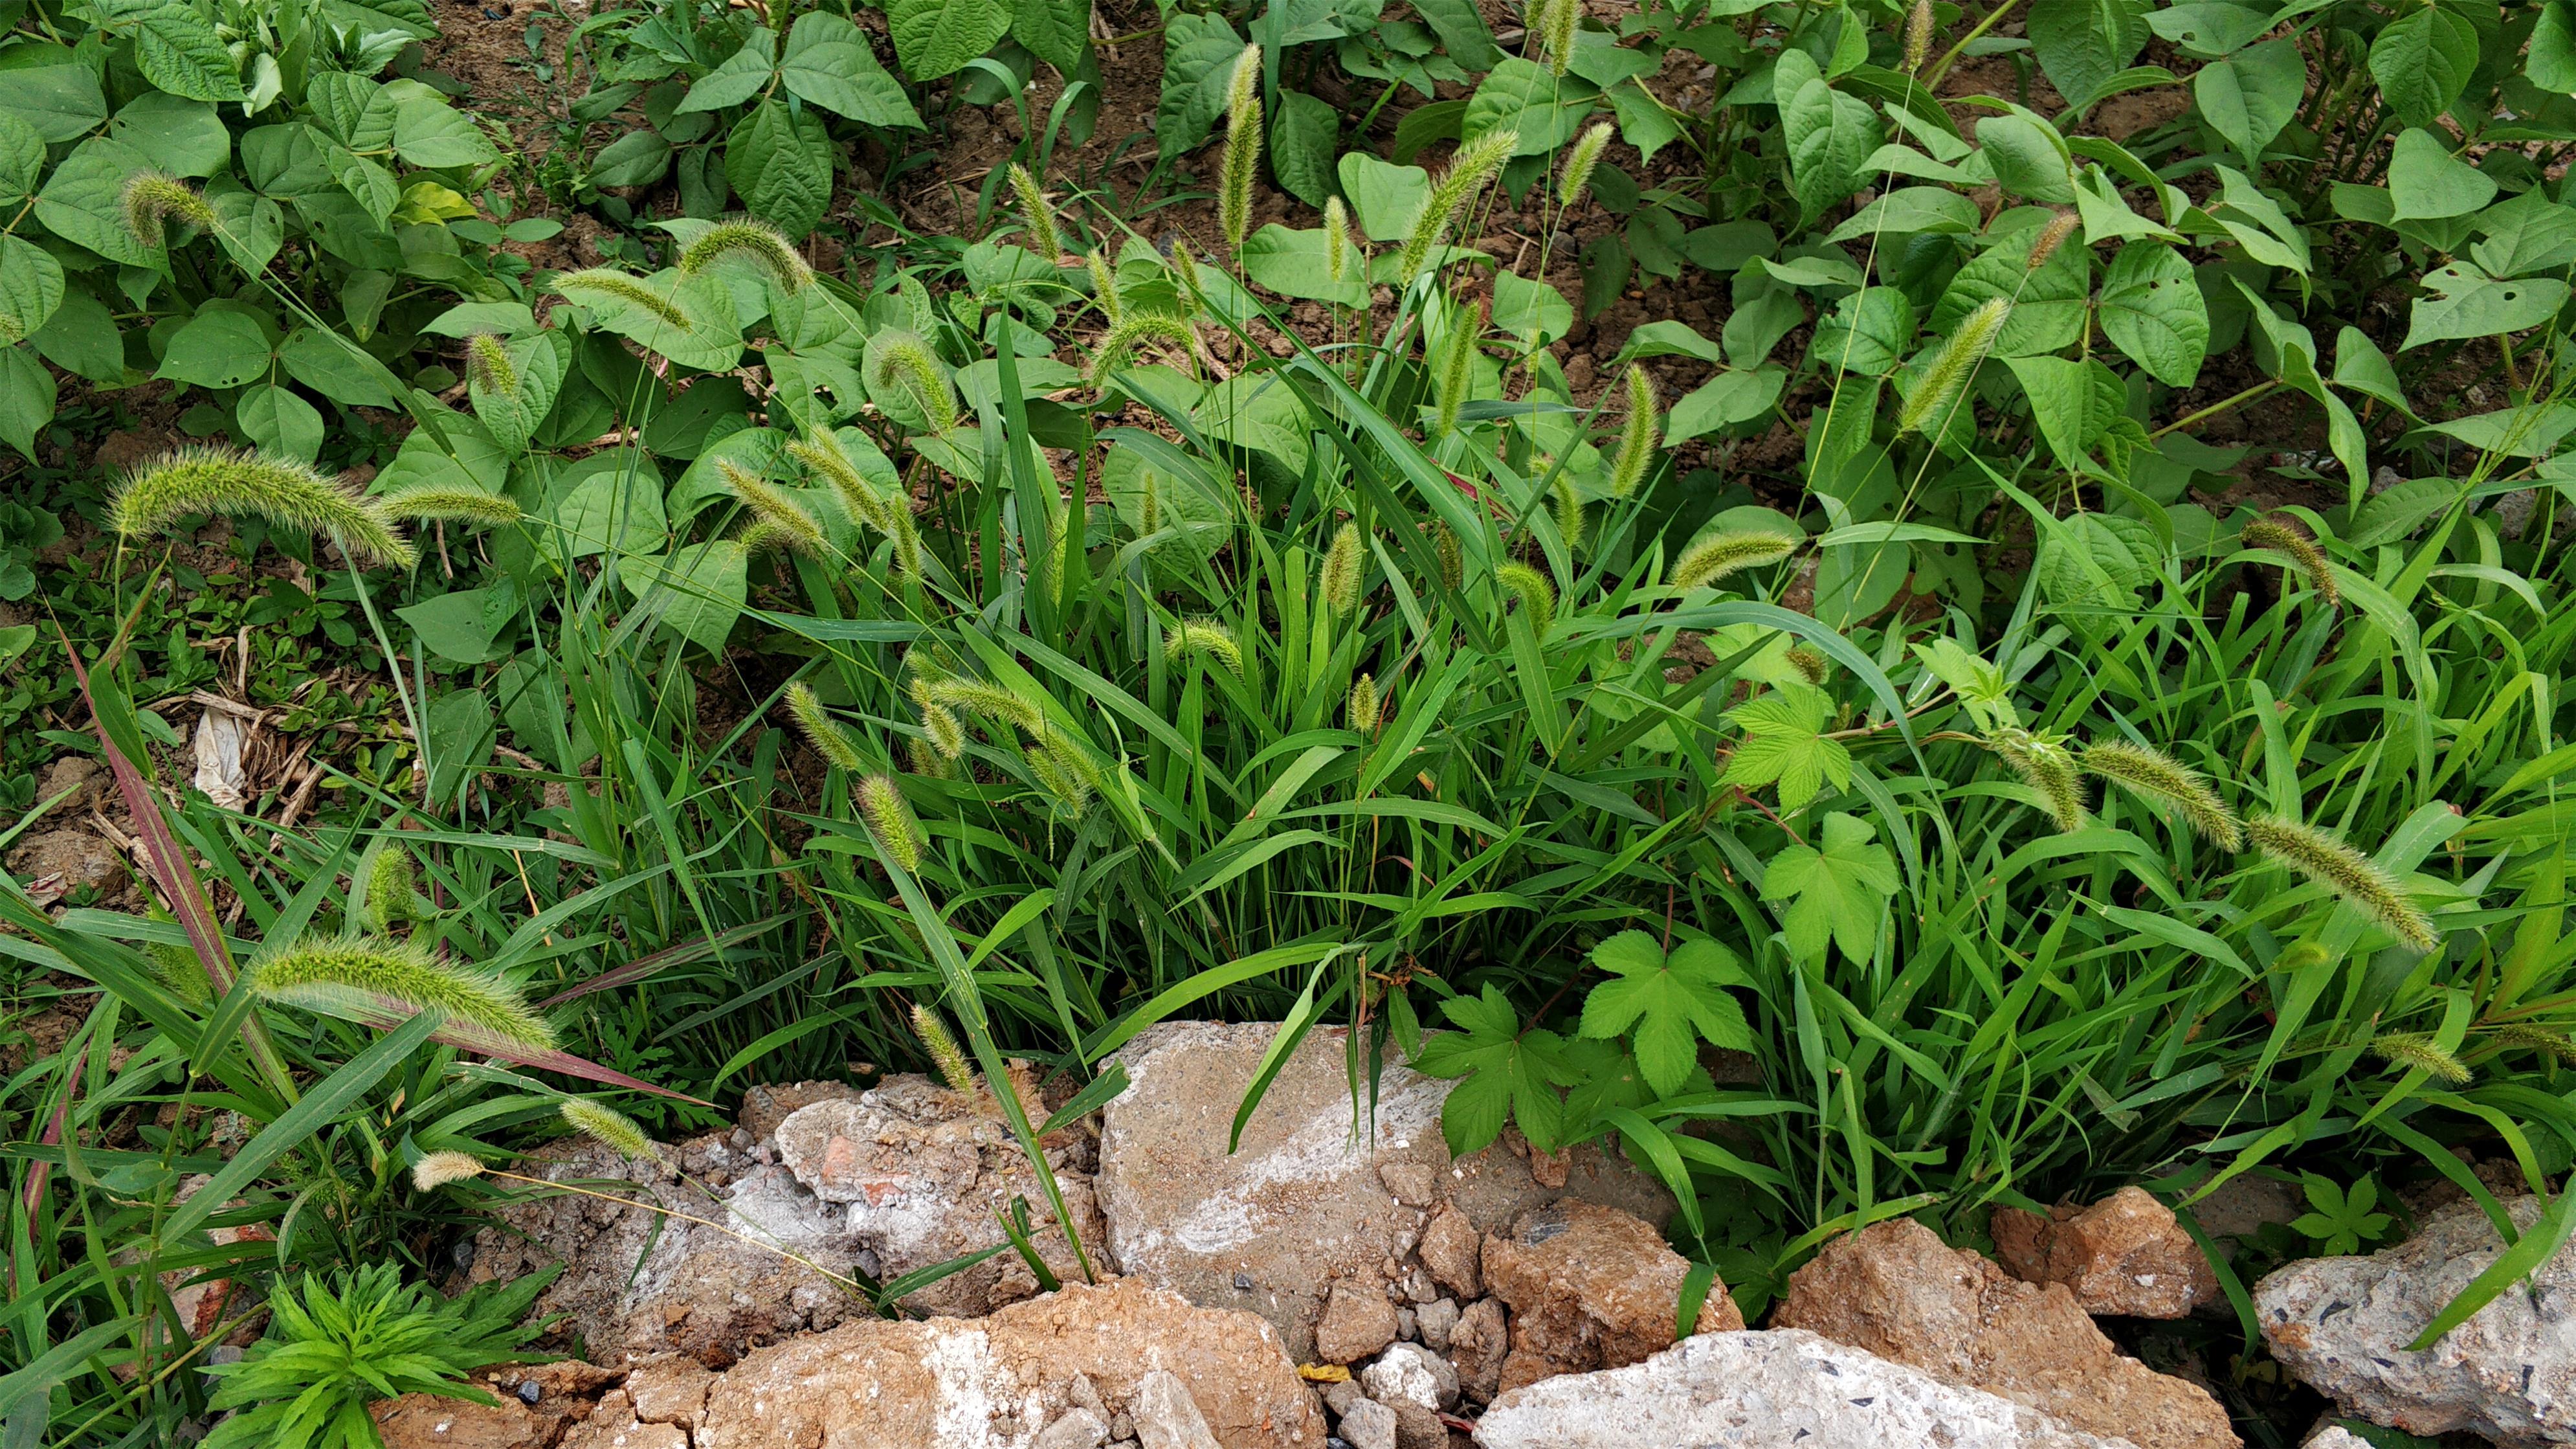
[111,447,415,568]
[2247,815,2438,951]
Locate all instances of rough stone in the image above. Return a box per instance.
[1131,1369,1223,1449]
[1416,1299,1458,1353]
[1482,1199,1740,1393]
[1361,1342,1458,1412]
[694,1279,1325,1449]
[737,1079,863,1143]
[1337,1398,1398,1449]
[1448,1299,1509,1406]
[620,1358,713,1428]
[1378,1163,1438,1208]
[2300,1432,2370,1449]
[7,827,126,901]
[1773,1218,2236,1449]
[1991,1188,2220,1318]
[2256,1195,2576,1446]
[1316,1281,1400,1364]
[1098,1022,1670,1359]
[1038,1406,1113,1449]
[372,1362,622,1449]
[773,1076,1102,1317]
[1470,1330,2141,1448]
[1384,1399,1445,1449]
[36,756,100,810]
[1416,1208,1482,1301]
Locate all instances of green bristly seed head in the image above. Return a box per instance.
[869,330,959,436]
[121,173,214,249]
[250,936,557,1049]
[1787,646,1829,686]
[553,269,693,330]
[1560,122,1613,213]
[1322,522,1367,616]
[922,701,966,760]
[1552,475,1585,556]
[1164,618,1245,675]
[2247,815,2438,952]
[2370,1032,2472,1084]
[2241,517,2340,609]
[720,460,827,559]
[1896,297,2010,436]
[1400,130,1518,287]
[2496,1024,2576,1064]
[1007,163,1066,262]
[1496,561,1557,634]
[1608,363,1658,499]
[111,447,416,569]
[1349,673,1381,733]
[1988,727,2085,832]
[1220,45,1265,257]
[1324,198,1357,286]
[1028,734,1098,816]
[913,1003,983,1100]
[378,485,523,526]
[413,1151,487,1190]
[463,333,518,396]
[1905,0,1934,71]
[676,219,812,292]
[784,680,865,772]
[786,426,895,535]
[1668,528,1799,590]
[362,847,418,933]
[1085,249,1122,325]
[2080,740,2243,849]
[2025,210,2080,271]
[1436,523,1463,590]
[560,1098,662,1162]
[1434,304,1483,439]
[926,677,1047,735]
[1540,0,1579,75]
[856,774,924,871]
[1089,313,1197,388]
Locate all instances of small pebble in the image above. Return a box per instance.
[516,1381,542,1405]
[1234,1272,1254,1291]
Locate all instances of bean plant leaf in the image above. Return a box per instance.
[781,13,922,129]
[680,28,779,112]
[2193,38,2303,165]
[887,0,1011,82]
[1760,811,1899,963]
[0,236,66,344]
[2097,240,2210,387]
[1270,91,1339,209]
[725,100,833,238]
[2388,129,2497,221]
[1777,51,1880,220]
[1155,13,1247,161]
[2027,0,2151,109]
[2404,264,2570,350]
[1009,0,1090,73]
[0,346,56,460]
[117,2,247,103]
[1578,931,1757,1095]
[2370,3,2479,128]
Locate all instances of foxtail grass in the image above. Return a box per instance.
[2247,815,2437,950]
[1669,528,1799,590]
[111,448,415,568]
[250,936,556,1049]
[2080,741,2242,849]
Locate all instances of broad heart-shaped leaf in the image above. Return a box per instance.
[621,540,749,653]
[1977,114,2075,203]
[235,383,323,464]
[35,138,165,267]
[387,80,498,167]
[1667,366,1786,441]
[2471,190,2576,278]
[1410,0,1502,69]
[0,236,65,344]
[2536,0,2576,93]
[1491,269,1573,345]
[1464,56,1602,155]
[553,269,744,374]
[0,112,41,205]
[781,12,922,129]
[1930,227,2089,356]
[726,100,834,238]
[1411,983,1576,1154]
[2388,129,2497,221]
[471,330,571,457]
[2370,3,2478,128]
[1009,0,1089,71]
[0,64,107,143]
[1760,811,1898,963]
[1338,152,1430,242]
[2001,354,2107,473]
[2193,37,2303,165]
[1270,91,1338,209]
[306,71,398,151]
[1724,683,1852,809]
[32,285,122,384]
[2404,263,2571,350]
[0,344,56,460]
[679,26,778,112]
[113,0,246,102]
[1578,930,1755,1095]
[2027,0,2150,109]
[2098,240,2210,386]
[1240,225,1368,308]
[1812,286,1916,374]
[1778,51,1880,221]
[1154,12,1247,162]
[886,0,1010,82]
[158,310,273,388]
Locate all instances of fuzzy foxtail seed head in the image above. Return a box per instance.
[1085,249,1123,325]
[1324,197,1357,287]
[553,269,693,330]
[464,333,519,397]
[561,1098,663,1163]
[1089,313,1197,388]
[1787,646,1829,686]
[924,677,1047,735]
[2025,210,2080,271]
[869,330,959,436]
[913,1003,984,1103]
[1028,733,1099,816]
[1560,122,1613,214]
[922,701,966,759]
[1164,618,1246,675]
[362,846,418,933]
[2496,1023,2576,1065]
[2241,517,2340,609]
[783,680,865,772]
[1609,363,1658,499]
[122,173,214,250]
[1434,303,1484,439]
[1007,164,1066,263]
[1987,727,2086,832]
[856,774,925,872]
[786,426,894,535]
[1540,0,1580,76]
[1905,0,1935,72]
[1400,131,1518,287]
[1668,528,1799,591]
[1220,46,1265,258]
[1553,475,1586,556]
[380,484,524,526]
[1496,561,1557,633]
[250,935,557,1050]
[111,448,415,568]
[1349,673,1381,734]
[412,1151,488,1191]
[677,219,812,292]
[2079,740,2242,849]
[1436,522,1463,591]
[720,460,828,559]
[2371,1032,2472,1084]
[1322,522,1368,616]
[1896,297,2010,436]
[2247,815,2437,952]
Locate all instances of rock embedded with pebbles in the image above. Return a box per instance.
[1991,1187,2219,1318]
[1469,1330,2144,1449]
[1772,1218,2237,1449]
[2257,1196,2576,1447]
[1481,1198,1740,1395]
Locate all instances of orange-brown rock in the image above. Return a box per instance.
[1773,1218,2238,1449]
[1481,1199,1741,1395]
[1992,1187,2219,1318]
